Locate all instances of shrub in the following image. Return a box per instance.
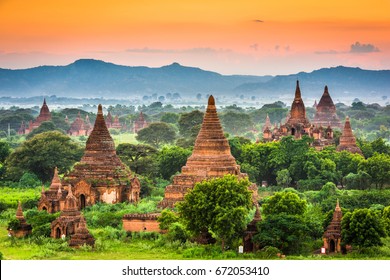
[166,222,189,243]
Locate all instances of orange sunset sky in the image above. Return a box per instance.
[0,0,389,75]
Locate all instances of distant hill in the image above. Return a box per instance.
[235,66,390,98]
[0,59,270,98]
[0,60,389,100]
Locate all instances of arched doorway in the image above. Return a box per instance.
[80,194,86,209]
[56,227,61,239]
[42,206,47,212]
[291,128,296,136]
[329,239,335,253]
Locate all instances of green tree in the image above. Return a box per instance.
[254,213,309,254]
[0,140,11,163]
[342,208,386,249]
[228,136,251,163]
[160,112,179,124]
[382,206,390,235]
[136,122,177,148]
[177,175,252,249]
[262,191,307,216]
[220,111,254,135]
[26,121,64,140]
[178,110,204,138]
[158,146,191,180]
[276,169,292,188]
[157,209,179,230]
[116,143,158,175]
[359,153,390,188]
[5,131,83,182]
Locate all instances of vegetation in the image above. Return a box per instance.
[0,99,389,260]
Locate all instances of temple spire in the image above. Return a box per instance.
[208,95,215,106]
[335,199,341,211]
[294,80,301,100]
[16,201,24,219]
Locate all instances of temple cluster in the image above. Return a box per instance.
[263,81,362,155]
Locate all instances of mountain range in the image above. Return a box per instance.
[0,59,389,100]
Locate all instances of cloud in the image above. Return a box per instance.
[125,47,230,54]
[315,50,340,55]
[250,44,258,51]
[253,19,264,23]
[350,42,380,53]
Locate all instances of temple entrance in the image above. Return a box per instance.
[56,228,61,239]
[291,128,296,136]
[329,239,336,253]
[80,194,86,209]
[42,206,47,212]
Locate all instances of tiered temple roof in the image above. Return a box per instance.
[312,86,342,128]
[68,215,95,248]
[64,104,140,206]
[337,117,363,155]
[133,111,148,133]
[287,81,310,128]
[38,167,67,213]
[10,201,32,237]
[159,95,257,208]
[68,112,91,136]
[323,200,343,253]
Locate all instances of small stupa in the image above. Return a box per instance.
[336,117,363,155]
[323,199,343,253]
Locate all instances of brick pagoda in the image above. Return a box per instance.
[9,201,32,237]
[336,117,363,155]
[68,214,95,248]
[133,111,148,133]
[68,112,92,136]
[18,99,52,134]
[38,167,67,213]
[312,86,342,129]
[159,95,258,208]
[64,104,140,209]
[323,200,343,253]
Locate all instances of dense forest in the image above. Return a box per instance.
[0,99,389,259]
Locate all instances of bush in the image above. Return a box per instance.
[166,222,189,243]
[7,217,21,230]
[19,172,42,188]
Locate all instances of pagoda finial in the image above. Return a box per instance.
[335,199,341,211]
[41,185,45,193]
[325,85,328,92]
[97,104,103,115]
[208,95,215,106]
[295,80,301,99]
[67,185,73,197]
[16,201,24,218]
[43,98,47,105]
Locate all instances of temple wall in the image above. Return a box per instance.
[123,215,161,232]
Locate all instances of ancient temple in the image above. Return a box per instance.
[68,112,92,136]
[159,95,258,208]
[323,200,343,253]
[243,204,261,253]
[133,111,148,133]
[336,117,363,155]
[9,201,32,237]
[262,114,271,132]
[312,86,342,129]
[286,81,311,137]
[262,82,334,150]
[111,115,122,130]
[51,187,82,238]
[63,104,140,209]
[68,215,95,248]
[38,167,67,213]
[105,111,113,128]
[18,99,52,134]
